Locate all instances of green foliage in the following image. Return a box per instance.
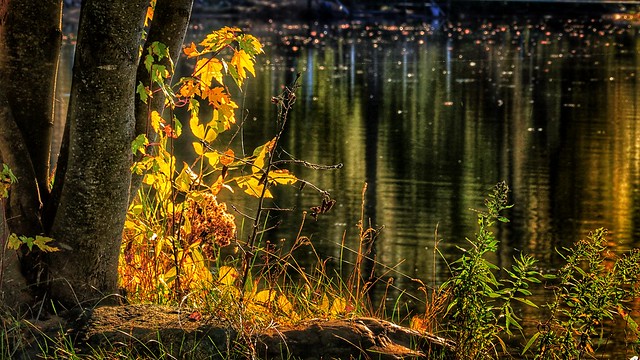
[1,164,58,254]
[1,164,17,199]
[7,234,58,253]
[525,228,640,358]
[441,181,545,359]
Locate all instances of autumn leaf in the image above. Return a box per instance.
[220,149,235,166]
[179,79,198,98]
[238,34,264,56]
[151,111,164,134]
[235,174,272,198]
[200,26,240,53]
[195,58,224,86]
[231,50,256,85]
[183,42,201,58]
[270,169,297,185]
[7,234,21,250]
[218,265,238,286]
[190,113,205,140]
[33,236,59,252]
[144,0,156,27]
[252,139,276,173]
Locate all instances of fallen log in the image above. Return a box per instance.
[57,304,455,359]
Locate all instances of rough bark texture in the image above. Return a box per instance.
[2,0,61,203]
[64,305,455,359]
[0,0,62,309]
[46,0,148,307]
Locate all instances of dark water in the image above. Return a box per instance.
[57,12,640,355]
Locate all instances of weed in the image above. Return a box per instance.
[439,181,545,359]
[524,228,640,359]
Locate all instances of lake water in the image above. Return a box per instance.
[57,10,640,356]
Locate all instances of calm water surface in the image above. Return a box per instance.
[58,12,639,355]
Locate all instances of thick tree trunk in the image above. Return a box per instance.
[0,0,62,309]
[2,0,61,203]
[46,0,148,307]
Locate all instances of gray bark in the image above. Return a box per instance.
[46,0,148,307]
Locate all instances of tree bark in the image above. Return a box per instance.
[2,0,62,206]
[46,0,148,307]
[0,0,61,309]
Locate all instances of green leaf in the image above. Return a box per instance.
[136,82,149,104]
[522,332,541,355]
[514,297,538,308]
[144,54,154,72]
[131,134,149,155]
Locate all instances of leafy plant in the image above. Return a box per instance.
[524,228,640,359]
[120,26,294,303]
[440,181,545,359]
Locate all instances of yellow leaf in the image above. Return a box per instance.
[235,175,272,198]
[175,162,195,192]
[7,234,21,250]
[231,49,255,84]
[204,152,220,167]
[319,294,330,313]
[254,289,276,304]
[330,297,346,315]
[218,266,238,286]
[151,111,164,133]
[277,294,296,317]
[190,113,205,140]
[270,169,297,185]
[195,58,224,86]
[33,236,59,252]
[193,142,204,155]
[253,139,276,173]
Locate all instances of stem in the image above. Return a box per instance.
[240,74,301,292]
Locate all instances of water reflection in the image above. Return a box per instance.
[57,13,639,333]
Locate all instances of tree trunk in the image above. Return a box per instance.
[0,0,62,309]
[46,0,148,307]
[2,0,61,205]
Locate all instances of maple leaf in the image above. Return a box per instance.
[200,27,240,53]
[179,80,198,98]
[195,58,223,86]
[238,34,264,56]
[230,50,255,84]
[183,42,201,58]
